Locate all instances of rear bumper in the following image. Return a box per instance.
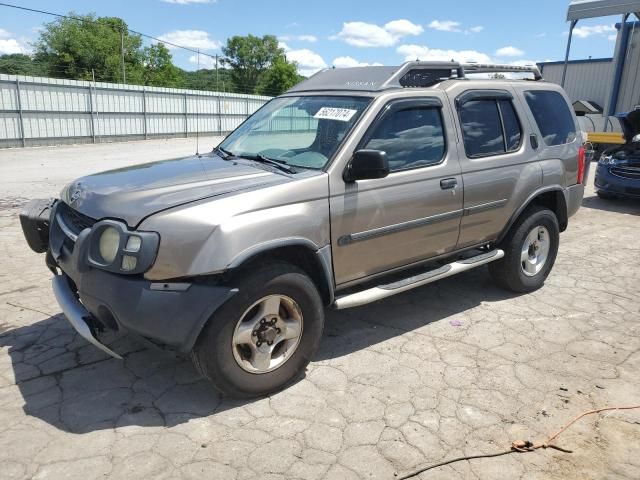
[564,183,585,219]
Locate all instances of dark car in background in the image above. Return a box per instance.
[595,110,640,199]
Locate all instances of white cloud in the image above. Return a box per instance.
[0,30,30,55]
[495,46,524,57]
[467,26,484,34]
[332,56,383,68]
[284,48,327,76]
[334,19,423,48]
[397,44,491,64]
[536,32,547,38]
[278,34,318,43]
[572,24,615,38]
[608,34,618,41]
[157,30,221,50]
[188,54,217,69]
[384,19,424,37]
[161,0,216,4]
[428,20,461,32]
[0,38,28,55]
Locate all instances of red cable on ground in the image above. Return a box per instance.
[395,405,640,479]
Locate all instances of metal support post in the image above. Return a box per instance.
[15,79,25,148]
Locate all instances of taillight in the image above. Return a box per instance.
[577,146,586,184]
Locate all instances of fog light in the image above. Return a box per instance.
[121,255,137,271]
[125,235,142,252]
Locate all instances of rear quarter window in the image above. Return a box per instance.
[524,90,577,146]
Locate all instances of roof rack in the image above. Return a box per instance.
[287,61,543,93]
[461,63,543,80]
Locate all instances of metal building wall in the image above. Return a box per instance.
[0,74,271,148]
[539,59,614,107]
[615,24,640,112]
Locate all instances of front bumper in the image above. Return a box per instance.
[595,163,640,198]
[22,199,237,357]
[51,275,122,359]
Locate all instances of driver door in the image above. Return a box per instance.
[330,95,463,286]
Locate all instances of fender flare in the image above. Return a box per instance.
[496,186,568,244]
[226,237,335,305]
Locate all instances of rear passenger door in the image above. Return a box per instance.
[451,88,542,248]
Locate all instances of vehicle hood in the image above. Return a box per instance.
[616,109,640,143]
[61,152,292,226]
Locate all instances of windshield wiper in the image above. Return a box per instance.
[214,146,235,159]
[240,154,297,174]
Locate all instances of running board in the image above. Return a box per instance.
[334,249,504,310]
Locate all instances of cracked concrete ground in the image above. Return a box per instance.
[0,138,639,480]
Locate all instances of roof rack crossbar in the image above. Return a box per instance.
[461,63,543,80]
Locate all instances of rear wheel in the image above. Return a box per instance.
[191,262,324,398]
[489,206,559,293]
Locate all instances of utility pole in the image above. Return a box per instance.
[215,54,219,91]
[120,27,126,84]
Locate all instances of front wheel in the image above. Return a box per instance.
[191,262,324,398]
[489,206,560,293]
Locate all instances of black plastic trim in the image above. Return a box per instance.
[338,209,463,246]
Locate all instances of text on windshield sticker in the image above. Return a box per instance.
[314,107,358,122]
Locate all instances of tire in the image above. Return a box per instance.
[191,262,324,398]
[489,206,559,293]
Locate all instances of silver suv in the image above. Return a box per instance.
[20,61,586,397]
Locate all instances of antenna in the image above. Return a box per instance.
[195,49,200,156]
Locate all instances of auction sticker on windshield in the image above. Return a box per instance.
[314,107,358,122]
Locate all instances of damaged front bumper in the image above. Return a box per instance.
[21,199,237,359]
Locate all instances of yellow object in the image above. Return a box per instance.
[587,132,625,144]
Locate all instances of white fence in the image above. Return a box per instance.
[0,74,271,148]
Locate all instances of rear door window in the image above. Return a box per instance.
[458,97,523,158]
[524,90,577,146]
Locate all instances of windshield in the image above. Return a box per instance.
[218,95,371,170]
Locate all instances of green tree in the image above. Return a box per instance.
[141,43,183,87]
[222,34,284,93]
[256,55,303,96]
[33,13,144,82]
[0,54,45,76]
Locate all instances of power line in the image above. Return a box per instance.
[0,2,219,60]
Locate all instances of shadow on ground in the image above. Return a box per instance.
[581,193,640,215]
[1,267,519,434]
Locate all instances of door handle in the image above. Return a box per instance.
[440,178,457,190]
[530,134,539,150]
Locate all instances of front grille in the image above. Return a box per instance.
[610,166,640,180]
[57,202,96,237]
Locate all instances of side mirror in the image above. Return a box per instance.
[343,149,389,183]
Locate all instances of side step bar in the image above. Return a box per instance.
[334,249,504,310]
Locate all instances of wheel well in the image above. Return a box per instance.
[498,190,568,244]
[529,190,568,232]
[229,245,333,306]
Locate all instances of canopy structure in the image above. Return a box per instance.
[567,0,640,20]
[563,1,640,120]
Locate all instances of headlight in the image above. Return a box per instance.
[98,227,120,263]
[87,220,160,274]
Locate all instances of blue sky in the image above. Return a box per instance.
[0,0,623,76]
